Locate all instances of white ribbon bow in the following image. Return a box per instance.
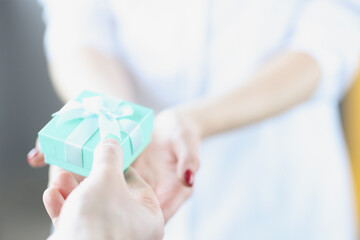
[53,95,141,167]
[54,95,134,140]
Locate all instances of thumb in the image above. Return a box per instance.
[89,138,125,186]
[174,140,200,187]
[125,167,161,212]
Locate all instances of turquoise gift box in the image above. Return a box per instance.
[38,90,153,177]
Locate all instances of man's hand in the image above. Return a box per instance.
[45,139,164,240]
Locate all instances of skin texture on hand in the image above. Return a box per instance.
[45,139,164,240]
[28,109,202,223]
[133,109,201,221]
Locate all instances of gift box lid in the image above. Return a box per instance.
[38,90,153,176]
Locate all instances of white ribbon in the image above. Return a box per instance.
[53,95,142,167]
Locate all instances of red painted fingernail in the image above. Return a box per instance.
[27,148,39,163]
[184,169,194,187]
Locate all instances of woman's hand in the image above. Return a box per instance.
[132,109,201,221]
[46,139,164,240]
[27,139,86,188]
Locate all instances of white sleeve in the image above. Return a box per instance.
[39,0,117,59]
[288,0,360,100]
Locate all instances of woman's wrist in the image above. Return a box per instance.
[173,103,207,140]
[162,107,201,141]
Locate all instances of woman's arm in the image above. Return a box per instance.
[178,51,321,138]
[48,48,135,102]
[131,51,321,221]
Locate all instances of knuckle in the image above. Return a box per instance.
[140,192,160,212]
[99,143,122,159]
[58,170,72,180]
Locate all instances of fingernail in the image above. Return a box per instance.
[184,169,194,187]
[27,148,39,163]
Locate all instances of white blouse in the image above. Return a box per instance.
[40,0,360,239]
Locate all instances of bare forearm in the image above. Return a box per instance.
[48,48,135,103]
[179,51,321,138]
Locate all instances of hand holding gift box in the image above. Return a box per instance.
[38,91,153,176]
[33,90,200,222]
